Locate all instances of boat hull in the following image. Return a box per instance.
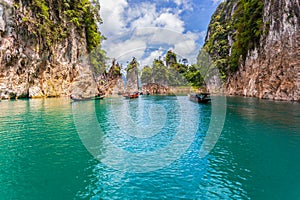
[189,94,211,104]
[123,93,139,99]
[71,95,104,101]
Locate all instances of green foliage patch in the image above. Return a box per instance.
[18,0,104,52]
[140,50,203,87]
[202,0,264,77]
[229,0,264,71]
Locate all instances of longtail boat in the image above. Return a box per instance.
[188,93,211,103]
[123,92,139,99]
[70,95,104,101]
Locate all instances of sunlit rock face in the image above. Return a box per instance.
[206,0,300,101]
[142,83,169,95]
[226,0,300,101]
[0,1,98,99]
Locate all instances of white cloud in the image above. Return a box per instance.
[185,31,201,40]
[155,13,184,33]
[126,4,184,33]
[100,0,128,35]
[99,0,206,66]
[141,49,165,66]
[133,27,184,46]
[174,0,183,5]
[104,39,146,62]
[165,0,193,11]
[212,0,224,5]
[128,5,158,29]
[174,39,196,56]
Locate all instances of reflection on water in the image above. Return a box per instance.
[0,97,299,199]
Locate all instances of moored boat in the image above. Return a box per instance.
[70,95,104,101]
[189,93,211,103]
[123,92,139,99]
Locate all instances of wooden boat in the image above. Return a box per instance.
[93,96,105,100]
[189,93,211,103]
[71,95,104,101]
[123,92,139,99]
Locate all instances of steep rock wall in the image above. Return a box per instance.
[226,0,300,101]
[0,0,98,99]
[204,0,300,101]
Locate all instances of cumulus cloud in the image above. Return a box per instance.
[100,0,128,35]
[104,39,146,62]
[126,2,157,29]
[155,13,184,33]
[141,48,165,66]
[174,39,196,56]
[99,0,207,67]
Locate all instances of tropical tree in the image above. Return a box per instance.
[184,64,203,87]
[90,45,107,75]
[141,66,153,84]
[126,57,139,91]
[165,50,177,67]
[152,59,168,85]
[127,57,139,73]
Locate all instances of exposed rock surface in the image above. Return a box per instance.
[141,83,191,95]
[97,63,124,96]
[226,0,300,101]
[0,0,98,99]
[142,83,170,95]
[107,77,124,96]
[125,65,139,94]
[205,0,300,101]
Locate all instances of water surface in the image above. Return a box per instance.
[0,96,299,199]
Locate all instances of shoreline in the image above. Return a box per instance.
[1,94,299,103]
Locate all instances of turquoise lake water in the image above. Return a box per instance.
[0,96,299,199]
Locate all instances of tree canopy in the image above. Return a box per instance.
[140,50,204,88]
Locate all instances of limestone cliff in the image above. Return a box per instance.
[97,60,124,96]
[203,0,300,101]
[0,0,102,99]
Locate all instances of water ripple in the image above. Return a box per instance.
[1,97,300,199]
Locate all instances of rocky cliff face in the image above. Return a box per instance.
[227,0,300,101]
[0,0,98,99]
[204,0,300,101]
[142,83,169,95]
[97,61,124,96]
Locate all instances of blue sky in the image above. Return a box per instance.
[99,0,222,67]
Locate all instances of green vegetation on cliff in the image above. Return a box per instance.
[141,50,201,87]
[141,66,152,84]
[230,0,264,71]
[18,0,104,52]
[127,57,139,73]
[202,0,264,77]
[16,0,108,77]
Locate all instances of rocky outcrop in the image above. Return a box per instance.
[125,58,139,94]
[204,0,300,101]
[97,62,124,96]
[226,0,300,101]
[107,77,124,96]
[142,83,170,95]
[141,83,190,95]
[0,0,98,99]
